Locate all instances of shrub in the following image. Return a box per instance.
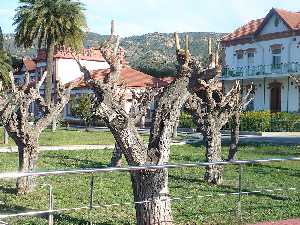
[179,112,196,128]
[238,111,300,132]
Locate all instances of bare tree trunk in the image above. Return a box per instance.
[45,41,55,105]
[228,113,240,161]
[203,123,223,185]
[140,115,146,129]
[45,41,56,132]
[132,169,172,225]
[110,143,122,167]
[172,119,179,139]
[3,127,8,144]
[16,139,39,194]
[51,120,57,132]
[84,120,89,132]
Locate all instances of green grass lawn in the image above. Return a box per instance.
[0,128,116,146]
[0,143,299,224]
[0,127,185,146]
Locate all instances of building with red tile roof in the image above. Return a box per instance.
[13,46,175,126]
[221,8,300,46]
[36,48,105,62]
[71,66,174,89]
[221,8,300,113]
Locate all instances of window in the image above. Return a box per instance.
[247,52,254,65]
[236,51,243,60]
[271,46,282,70]
[274,16,280,27]
[236,50,244,67]
[272,55,281,68]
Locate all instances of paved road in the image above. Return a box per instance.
[68,126,300,145]
[187,133,300,145]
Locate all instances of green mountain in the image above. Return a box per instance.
[4,31,226,77]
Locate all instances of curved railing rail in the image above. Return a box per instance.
[222,62,300,78]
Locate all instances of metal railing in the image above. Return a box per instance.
[0,157,299,224]
[222,62,300,78]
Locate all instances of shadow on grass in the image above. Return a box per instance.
[248,163,300,175]
[44,154,109,169]
[0,203,45,216]
[169,174,205,186]
[194,201,300,221]
[0,185,16,195]
[54,213,131,225]
[219,184,293,201]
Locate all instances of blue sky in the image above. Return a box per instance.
[0,0,299,36]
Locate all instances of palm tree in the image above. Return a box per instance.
[0,26,12,89]
[0,50,12,89]
[13,0,87,104]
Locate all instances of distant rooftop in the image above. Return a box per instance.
[70,66,174,89]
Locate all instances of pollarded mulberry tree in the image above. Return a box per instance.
[109,88,159,167]
[73,22,219,224]
[0,71,71,194]
[185,78,252,184]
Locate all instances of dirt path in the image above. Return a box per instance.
[250,218,300,225]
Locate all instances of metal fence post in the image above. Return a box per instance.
[89,174,95,225]
[237,164,243,224]
[89,174,94,209]
[48,185,54,225]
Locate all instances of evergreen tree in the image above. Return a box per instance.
[0,26,3,50]
[14,0,87,104]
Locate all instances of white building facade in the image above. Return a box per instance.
[221,8,300,112]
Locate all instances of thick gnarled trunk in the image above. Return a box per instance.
[110,143,122,167]
[16,139,39,194]
[228,113,240,161]
[131,169,172,225]
[3,127,8,144]
[203,123,223,185]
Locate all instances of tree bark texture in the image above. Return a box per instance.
[131,170,172,225]
[16,138,39,194]
[171,119,179,139]
[3,127,8,144]
[110,143,123,167]
[202,122,223,185]
[228,112,240,161]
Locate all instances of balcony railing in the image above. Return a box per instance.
[222,62,300,78]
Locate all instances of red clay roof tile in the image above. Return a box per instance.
[71,66,175,88]
[222,18,264,42]
[23,58,36,71]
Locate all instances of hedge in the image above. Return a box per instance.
[239,111,300,132]
[179,111,300,132]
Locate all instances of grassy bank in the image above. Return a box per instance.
[0,144,299,224]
